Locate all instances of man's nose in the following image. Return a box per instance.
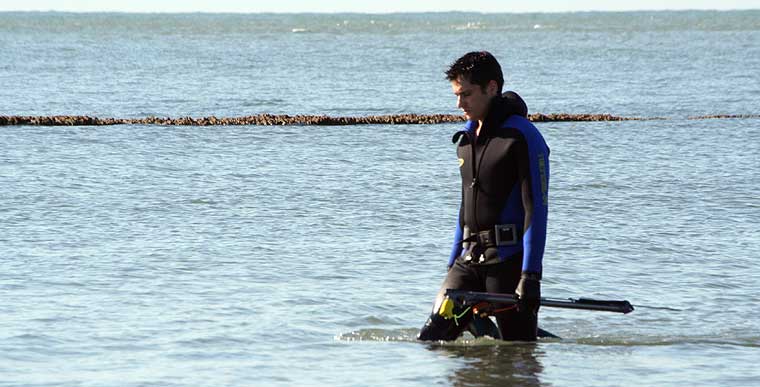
[457,96,464,109]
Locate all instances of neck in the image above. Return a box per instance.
[475,95,501,136]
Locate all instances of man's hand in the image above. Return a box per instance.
[515,272,541,312]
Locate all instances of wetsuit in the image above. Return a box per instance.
[418,91,550,341]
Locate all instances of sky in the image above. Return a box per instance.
[1,0,759,13]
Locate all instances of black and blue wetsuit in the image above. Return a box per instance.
[419,92,550,341]
[449,92,549,271]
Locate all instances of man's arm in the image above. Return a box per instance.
[515,137,547,312]
[517,138,548,275]
[447,204,464,268]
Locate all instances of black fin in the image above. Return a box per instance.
[467,315,501,339]
[537,327,560,339]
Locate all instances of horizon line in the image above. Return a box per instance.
[1,8,759,15]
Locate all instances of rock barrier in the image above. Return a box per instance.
[0,113,755,126]
[687,114,760,120]
[0,113,638,126]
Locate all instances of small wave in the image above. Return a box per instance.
[343,315,405,327]
[336,328,556,346]
[453,22,485,30]
[189,198,217,205]
[568,336,760,348]
[337,328,760,348]
[337,328,419,342]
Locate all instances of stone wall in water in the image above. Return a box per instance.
[1,113,755,126]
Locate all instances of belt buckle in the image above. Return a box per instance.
[494,224,517,246]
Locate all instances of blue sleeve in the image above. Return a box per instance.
[502,115,549,274]
[447,209,463,267]
[521,141,549,274]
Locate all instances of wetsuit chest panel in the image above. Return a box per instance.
[457,129,525,232]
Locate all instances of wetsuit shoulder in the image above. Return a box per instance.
[502,91,528,118]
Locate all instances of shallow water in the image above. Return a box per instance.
[2,10,760,387]
[1,11,759,118]
[2,118,759,386]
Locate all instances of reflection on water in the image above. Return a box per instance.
[436,344,547,387]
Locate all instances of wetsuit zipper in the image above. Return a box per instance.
[466,130,492,233]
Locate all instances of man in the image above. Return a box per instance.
[418,51,550,341]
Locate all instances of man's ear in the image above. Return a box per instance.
[487,80,498,97]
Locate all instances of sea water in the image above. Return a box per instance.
[1,11,759,387]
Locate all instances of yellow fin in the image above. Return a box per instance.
[438,298,455,319]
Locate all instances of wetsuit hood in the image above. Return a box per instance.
[453,91,528,143]
[480,91,529,135]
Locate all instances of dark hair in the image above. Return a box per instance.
[445,51,504,94]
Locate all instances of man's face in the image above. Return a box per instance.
[451,77,497,122]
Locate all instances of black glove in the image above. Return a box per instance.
[515,272,541,312]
